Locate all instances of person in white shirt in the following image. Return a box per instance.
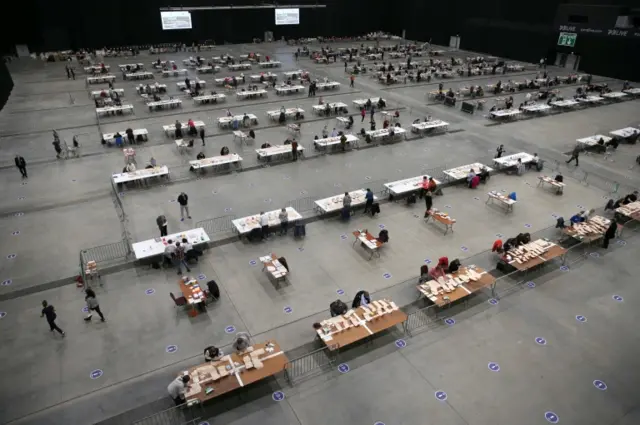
[125,162,136,172]
[260,211,269,239]
[164,240,177,267]
[167,375,191,406]
[525,92,532,104]
[331,128,338,137]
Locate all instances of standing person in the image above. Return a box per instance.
[156,215,168,236]
[344,61,348,72]
[602,218,617,249]
[291,139,298,161]
[260,211,269,239]
[566,143,581,166]
[350,74,355,88]
[363,188,374,214]
[52,139,62,159]
[199,127,205,146]
[423,190,433,215]
[174,242,191,274]
[177,192,191,221]
[41,301,65,336]
[14,155,27,178]
[279,208,289,235]
[70,67,75,80]
[167,375,191,406]
[84,289,105,322]
[65,65,71,79]
[495,144,505,158]
[360,107,366,122]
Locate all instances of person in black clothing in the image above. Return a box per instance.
[14,155,27,178]
[41,300,65,336]
[423,191,433,216]
[602,219,617,249]
[156,215,168,236]
[199,127,205,146]
[495,144,505,158]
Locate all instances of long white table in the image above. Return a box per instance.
[312,102,349,115]
[384,175,442,196]
[96,104,134,117]
[623,88,640,95]
[259,61,281,68]
[236,90,268,100]
[112,166,169,184]
[132,228,210,260]
[162,69,188,77]
[522,103,552,113]
[353,98,384,109]
[90,89,124,99]
[275,85,305,95]
[443,163,493,181]
[314,190,376,214]
[411,120,449,133]
[193,94,227,105]
[177,80,206,90]
[493,152,535,168]
[189,154,243,171]
[217,114,259,128]
[576,95,604,103]
[316,81,341,90]
[365,127,406,141]
[610,127,639,138]
[576,135,612,147]
[602,92,628,99]
[550,99,579,108]
[118,63,144,71]
[214,76,245,86]
[256,144,305,161]
[147,99,182,111]
[232,207,302,235]
[228,63,252,71]
[124,72,154,80]
[137,83,166,94]
[163,121,205,137]
[196,66,220,74]
[490,109,522,119]
[266,108,304,121]
[313,134,359,150]
[250,73,277,82]
[486,191,516,213]
[103,128,148,144]
[86,75,116,85]
[283,70,305,79]
[85,65,110,73]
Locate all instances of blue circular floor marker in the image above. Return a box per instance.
[340,234,347,240]
[166,345,178,353]
[145,288,155,295]
[212,190,218,195]
[334,183,342,187]
[383,273,392,279]
[559,265,569,271]
[444,318,455,326]
[495,233,503,238]
[395,339,407,348]
[283,306,293,314]
[488,362,500,372]
[365,176,372,180]
[589,252,600,258]
[225,326,236,334]
[545,411,559,423]
[460,246,468,252]
[488,298,499,305]
[71,179,76,182]
[224,207,233,212]
[90,369,103,379]
[473,196,480,200]
[527,281,536,288]
[593,380,607,391]
[264,198,272,203]
[576,315,587,323]
[616,240,627,246]
[283,175,290,180]
[272,391,285,401]
[6,254,16,259]
[378,224,385,229]
[12,231,20,236]
[336,289,345,296]
[535,337,547,345]
[299,190,307,195]
[445,204,452,208]
[0,312,6,319]
[199,422,210,425]
[169,199,176,203]
[18,196,25,200]
[2,279,12,286]
[338,363,350,373]
[524,223,532,228]
[249,260,257,266]
[576,204,584,209]
[435,390,448,401]
[551,213,558,219]
[374,422,386,425]
[198,274,206,280]
[612,295,623,302]
[82,306,89,312]
[424,258,432,264]
[298,247,304,252]
[14,212,23,217]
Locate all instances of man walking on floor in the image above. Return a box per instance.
[14,155,27,178]
[566,143,581,166]
[156,214,168,237]
[177,192,192,221]
[41,301,65,336]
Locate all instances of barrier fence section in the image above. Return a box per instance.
[195,214,237,236]
[132,404,203,425]
[80,240,131,282]
[284,344,337,385]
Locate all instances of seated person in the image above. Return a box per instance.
[570,211,587,224]
[232,332,251,352]
[365,98,372,109]
[478,166,490,183]
[261,142,271,149]
[466,169,476,187]
[419,265,430,283]
[249,129,256,139]
[220,146,230,155]
[196,151,205,160]
[429,259,448,280]
[447,259,461,273]
[378,229,389,243]
[351,290,371,308]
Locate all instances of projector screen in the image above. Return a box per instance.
[275,8,300,25]
[161,11,193,30]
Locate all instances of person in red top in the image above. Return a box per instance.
[383,119,390,129]
[265,55,270,62]
[360,107,366,122]
[350,74,355,88]
[429,259,448,280]
[172,63,177,70]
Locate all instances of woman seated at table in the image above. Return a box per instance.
[377,98,386,109]
[220,146,230,156]
[261,142,271,149]
[429,257,448,280]
[196,151,205,160]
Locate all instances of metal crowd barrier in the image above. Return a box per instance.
[195,214,237,236]
[284,344,337,385]
[132,404,203,425]
[403,305,439,337]
[286,196,315,214]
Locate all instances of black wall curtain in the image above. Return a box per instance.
[0,60,15,112]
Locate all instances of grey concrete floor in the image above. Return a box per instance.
[0,40,639,425]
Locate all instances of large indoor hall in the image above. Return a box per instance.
[0,2,639,425]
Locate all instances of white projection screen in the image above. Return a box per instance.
[161,11,193,30]
[275,8,300,25]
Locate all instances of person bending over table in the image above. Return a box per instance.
[167,375,191,406]
[352,290,371,308]
[220,146,230,156]
[429,257,448,280]
[204,346,223,362]
[233,332,251,352]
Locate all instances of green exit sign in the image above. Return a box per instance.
[558,32,577,47]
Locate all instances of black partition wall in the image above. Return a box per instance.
[0,60,14,112]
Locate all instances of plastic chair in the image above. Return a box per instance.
[170,292,187,307]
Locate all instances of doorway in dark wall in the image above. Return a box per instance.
[554,52,580,71]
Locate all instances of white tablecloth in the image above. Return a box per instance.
[189,154,243,169]
[444,163,493,181]
[112,166,169,184]
[232,207,302,234]
[314,134,359,148]
[315,190,375,213]
[132,228,210,259]
[493,152,535,167]
[384,175,442,195]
